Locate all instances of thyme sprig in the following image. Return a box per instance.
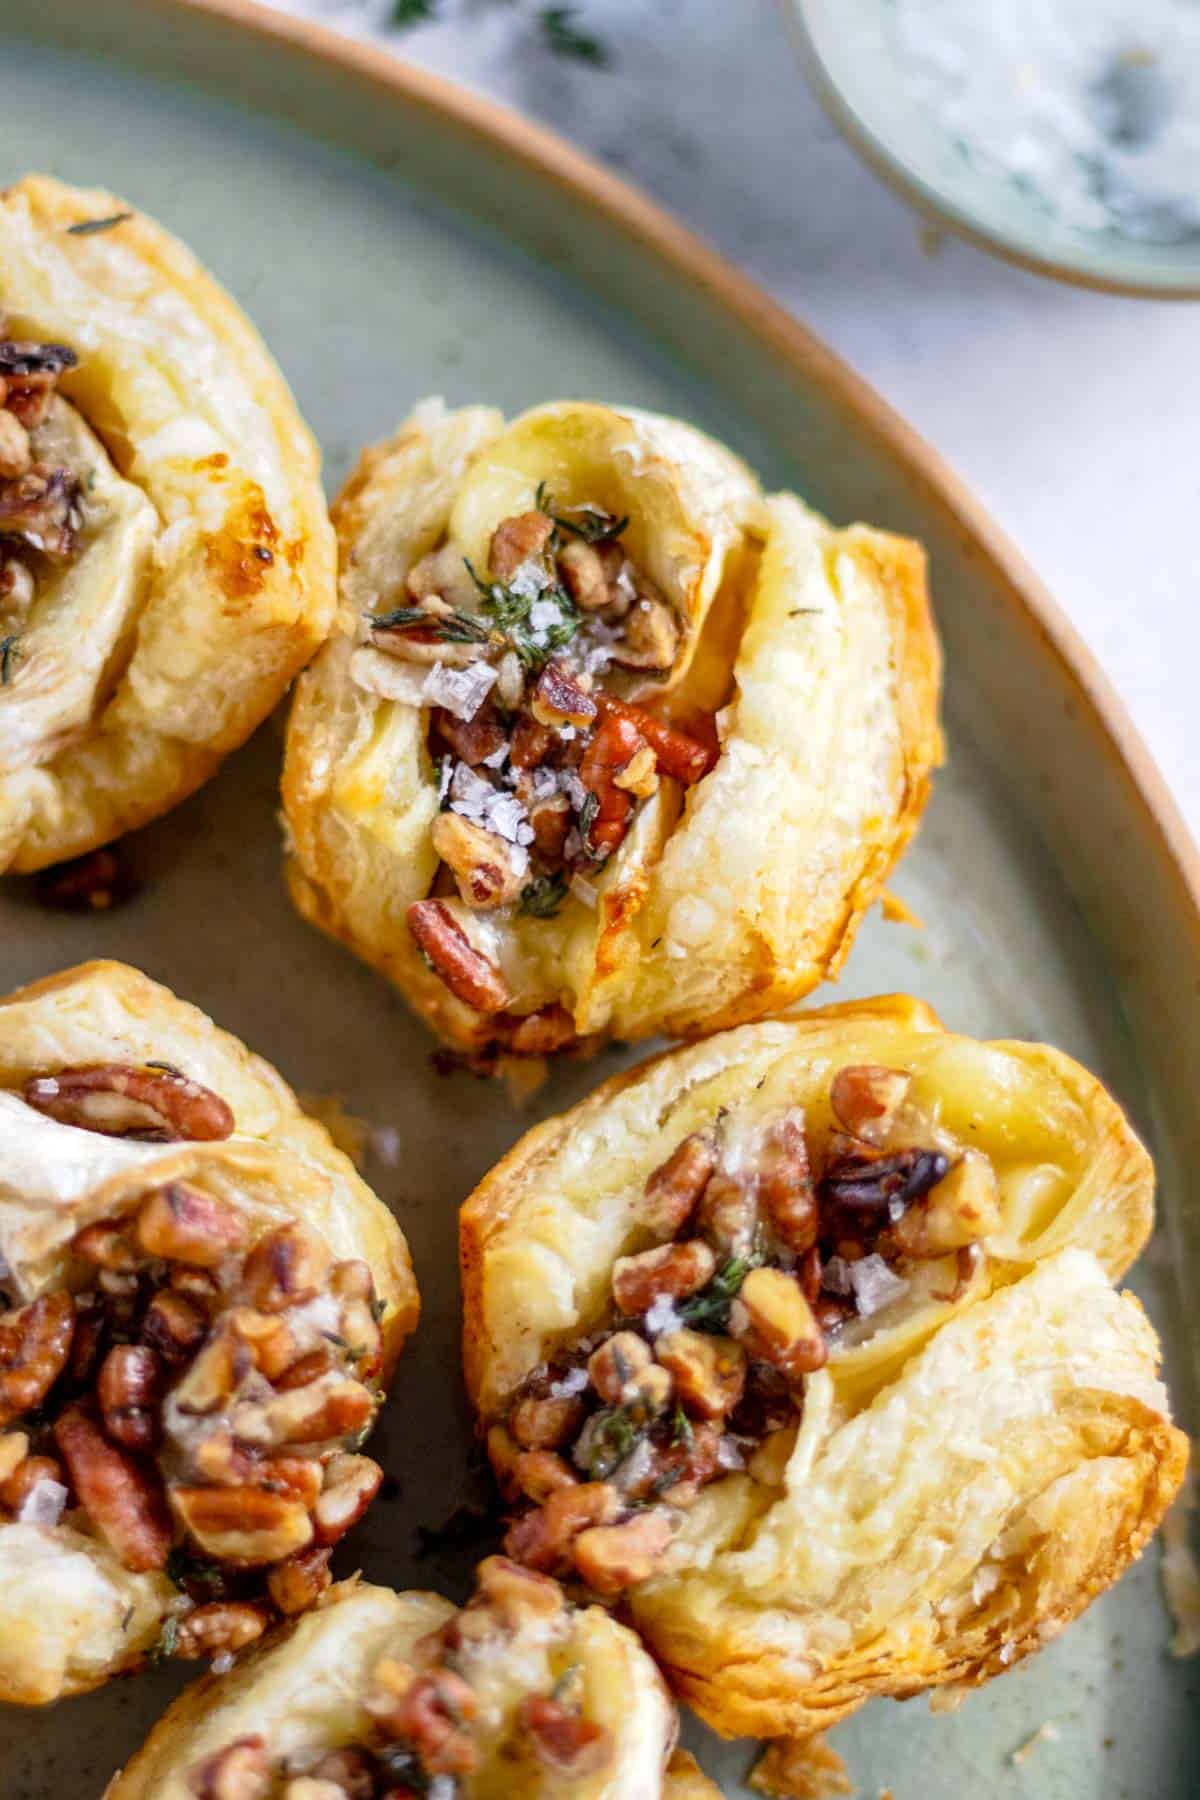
[0,635,21,685]
[370,604,491,646]
[520,873,569,918]
[464,558,580,672]
[583,1406,641,1480]
[66,212,132,236]
[535,480,627,545]
[676,1256,758,1334]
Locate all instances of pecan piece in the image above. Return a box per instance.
[142,1290,210,1363]
[611,595,680,672]
[98,1345,163,1451]
[595,693,716,785]
[408,899,511,1014]
[513,1449,578,1503]
[246,1375,375,1446]
[175,1602,270,1661]
[0,462,79,556]
[510,1392,586,1451]
[0,408,31,481]
[54,1406,170,1570]
[504,1482,619,1573]
[510,710,556,769]
[135,1183,247,1266]
[642,1129,718,1238]
[558,538,623,610]
[612,1240,716,1315]
[2,1452,66,1518]
[572,1508,675,1594]
[431,811,524,910]
[654,1328,746,1421]
[431,701,507,767]
[697,1167,760,1259]
[587,1331,654,1407]
[521,1695,614,1776]
[489,509,554,581]
[22,1063,234,1141]
[883,1150,1001,1259]
[71,1220,139,1271]
[187,1736,270,1800]
[729,1268,826,1379]
[312,1453,382,1545]
[759,1110,818,1255]
[266,1544,332,1616]
[171,1484,314,1566]
[531,660,597,730]
[579,713,644,856]
[0,339,78,428]
[474,1554,566,1625]
[506,1004,576,1056]
[829,1064,913,1145]
[306,1750,376,1798]
[369,1665,480,1777]
[239,1222,330,1313]
[0,1291,74,1426]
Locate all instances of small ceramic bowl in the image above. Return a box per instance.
[787,0,1200,298]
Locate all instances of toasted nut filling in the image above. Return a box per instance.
[495,1071,1001,1593]
[2,1068,388,1663]
[22,1063,235,1141]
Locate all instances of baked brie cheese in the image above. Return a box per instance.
[105,1564,718,1799]
[0,175,336,873]
[0,960,418,1704]
[282,399,941,1060]
[460,1000,1185,1739]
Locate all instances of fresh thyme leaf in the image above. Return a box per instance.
[165,1547,224,1593]
[520,874,569,918]
[370,1295,388,1324]
[539,6,607,64]
[671,1404,694,1447]
[535,480,627,544]
[66,211,132,236]
[585,1407,640,1480]
[149,1615,179,1663]
[322,1331,352,1351]
[370,604,491,647]
[462,558,580,673]
[392,0,436,25]
[552,1662,583,1703]
[677,1257,756,1333]
[578,790,600,853]
[0,635,21,685]
[144,1060,184,1076]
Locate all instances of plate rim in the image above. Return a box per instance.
[126,0,1200,948]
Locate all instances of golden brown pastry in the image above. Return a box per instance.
[0,960,418,1704]
[0,175,335,873]
[105,1563,717,1799]
[460,1001,1185,1739]
[282,399,941,1061]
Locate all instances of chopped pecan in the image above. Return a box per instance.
[135,1183,247,1267]
[67,1305,107,1387]
[306,1750,375,1799]
[312,1453,382,1545]
[0,408,31,481]
[431,811,524,910]
[505,1481,619,1572]
[0,1432,29,1487]
[245,1376,374,1447]
[654,1329,746,1421]
[759,1110,818,1255]
[612,742,659,799]
[530,660,597,730]
[187,1736,270,1800]
[558,538,623,610]
[98,1345,163,1451]
[595,693,716,785]
[227,1308,297,1381]
[697,1167,760,1259]
[172,1484,314,1566]
[611,595,679,672]
[0,339,78,428]
[513,1449,578,1503]
[883,1150,1001,1259]
[0,554,34,619]
[579,713,643,855]
[0,1291,74,1426]
[729,1268,826,1379]
[431,701,507,767]
[381,1667,479,1777]
[175,1602,270,1661]
[1,1453,64,1516]
[510,1392,586,1451]
[489,509,554,581]
[0,462,79,556]
[171,1329,247,1415]
[521,1695,614,1776]
[474,1554,566,1626]
[267,1544,333,1616]
[506,1005,576,1056]
[22,1063,234,1141]
[829,1065,913,1145]
[572,1508,675,1593]
[54,1406,170,1570]
[527,795,571,863]
[239,1222,330,1313]
[273,1348,335,1392]
[642,1130,718,1238]
[510,711,556,769]
[587,1331,654,1407]
[612,1240,716,1315]
[408,899,511,1014]
[71,1220,139,1271]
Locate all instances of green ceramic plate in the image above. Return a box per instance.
[788,0,1200,298]
[2,1,1198,1793]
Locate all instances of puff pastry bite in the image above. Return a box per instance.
[0,960,418,1704]
[0,175,335,873]
[460,1001,1185,1738]
[105,1562,717,1799]
[282,398,941,1059]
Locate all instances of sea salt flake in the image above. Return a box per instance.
[529,597,566,631]
[571,875,599,908]
[18,1479,68,1528]
[550,1367,589,1399]
[848,1254,909,1317]
[644,1293,682,1336]
[423,660,496,722]
[821,1256,854,1297]
[509,560,550,601]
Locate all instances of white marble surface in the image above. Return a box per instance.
[274,0,1200,839]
